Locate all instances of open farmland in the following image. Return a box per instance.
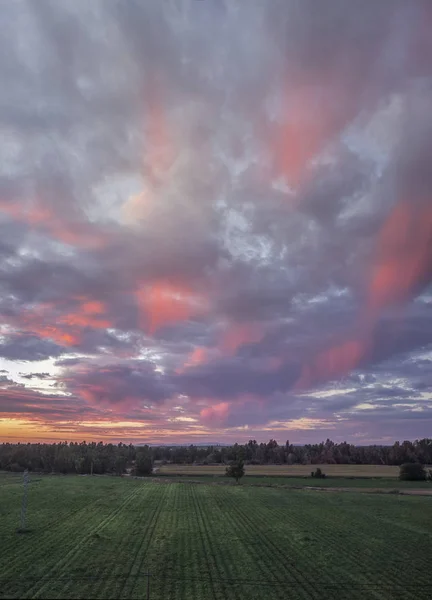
[1,474,432,600]
[156,464,432,490]
[158,464,402,477]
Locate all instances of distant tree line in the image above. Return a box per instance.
[0,438,431,475]
[0,441,136,475]
[152,438,432,467]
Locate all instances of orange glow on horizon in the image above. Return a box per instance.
[0,416,214,443]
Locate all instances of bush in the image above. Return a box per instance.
[311,467,326,479]
[399,463,426,481]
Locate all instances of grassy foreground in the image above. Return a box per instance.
[1,474,431,599]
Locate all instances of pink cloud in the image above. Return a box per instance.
[200,402,230,425]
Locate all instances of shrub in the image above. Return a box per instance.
[399,463,426,481]
[311,467,326,479]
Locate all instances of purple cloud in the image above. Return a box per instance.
[0,0,431,443]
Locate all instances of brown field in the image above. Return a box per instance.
[158,463,401,477]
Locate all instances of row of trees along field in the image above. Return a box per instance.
[0,438,431,474]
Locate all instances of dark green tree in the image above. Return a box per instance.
[114,454,128,476]
[134,451,153,476]
[226,459,245,483]
[399,462,426,481]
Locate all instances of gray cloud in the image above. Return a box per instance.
[63,362,175,407]
[0,336,64,362]
[20,372,51,380]
[0,0,431,442]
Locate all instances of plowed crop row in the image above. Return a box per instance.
[1,475,431,599]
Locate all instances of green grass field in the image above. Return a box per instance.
[158,464,403,477]
[1,474,431,599]
[156,463,432,490]
[157,474,432,490]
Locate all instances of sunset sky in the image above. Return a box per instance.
[0,0,431,445]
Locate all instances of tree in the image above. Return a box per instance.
[399,462,426,481]
[226,459,245,483]
[114,454,128,476]
[311,467,326,479]
[134,451,153,476]
[1,438,432,474]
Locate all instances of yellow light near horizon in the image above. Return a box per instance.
[265,417,334,431]
[77,421,152,429]
[0,418,58,442]
[0,416,212,443]
[0,418,37,431]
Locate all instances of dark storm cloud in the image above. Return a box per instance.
[0,0,431,442]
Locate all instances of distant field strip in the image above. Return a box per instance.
[1,475,431,599]
[158,464,402,477]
